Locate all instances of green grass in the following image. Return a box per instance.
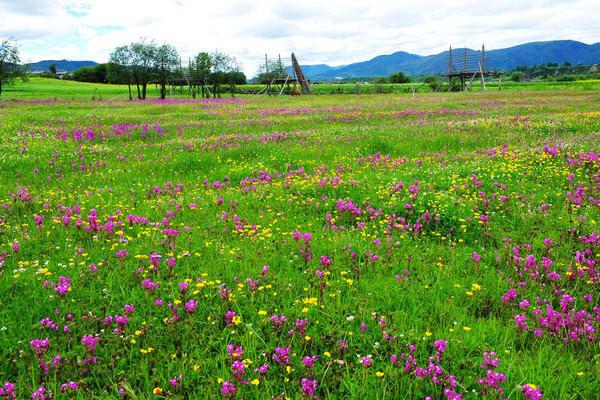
[0,78,598,399]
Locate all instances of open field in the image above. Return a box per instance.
[3,77,600,100]
[0,79,599,399]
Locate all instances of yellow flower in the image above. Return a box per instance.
[463,326,472,331]
[576,371,584,376]
[425,331,432,337]
[323,351,331,358]
[152,387,162,395]
[526,384,537,390]
[251,379,260,385]
[376,371,385,378]
[258,310,267,316]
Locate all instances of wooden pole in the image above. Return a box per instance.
[448,45,452,89]
[480,44,485,91]
[463,47,467,91]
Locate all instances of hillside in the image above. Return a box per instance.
[301,40,600,79]
[26,59,98,73]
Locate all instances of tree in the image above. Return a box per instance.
[72,64,107,83]
[389,71,410,84]
[109,46,135,100]
[511,71,524,82]
[49,63,57,75]
[154,44,179,99]
[110,40,156,100]
[423,75,439,91]
[130,41,155,100]
[189,52,212,98]
[209,51,239,98]
[0,39,26,97]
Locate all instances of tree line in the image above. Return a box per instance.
[81,40,247,100]
[0,38,246,99]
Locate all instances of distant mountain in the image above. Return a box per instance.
[299,40,600,79]
[27,60,98,73]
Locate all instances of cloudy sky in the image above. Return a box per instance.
[1,0,598,75]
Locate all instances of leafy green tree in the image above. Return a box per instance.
[0,39,27,97]
[389,72,410,83]
[49,63,57,75]
[154,44,179,100]
[423,75,439,91]
[189,52,212,98]
[109,46,135,99]
[72,64,107,83]
[209,51,239,98]
[511,71,524,82]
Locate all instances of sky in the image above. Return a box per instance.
[1,0,598,75]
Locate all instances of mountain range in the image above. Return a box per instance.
[27,60,98,73]
[25,40,600,78]
[300,40,600,79]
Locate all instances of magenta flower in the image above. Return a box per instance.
[273,347,291,366]
[185,299,198,314]
[0,382,16,398]
[81,335,100,353]
[60,382,79,393]
[301,378,317,398]
[220,380,236,398]
[31,386,48,400]
[301,355,317,369]
[522,384,543,400]
[360,355,373,368]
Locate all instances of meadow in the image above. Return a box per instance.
[0,79,598,399]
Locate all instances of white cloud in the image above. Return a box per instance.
[0,0,598,75]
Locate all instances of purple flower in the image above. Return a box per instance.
[220,381,236,398]
[302,355,318,369]
[0,382,16,399]
[301,377,317,398]
[31,386,48,400]
[185,299,198,314]
[273,347,291,366]
[360,355,373,368]
[522,384,543,400]
[60,381,79,393]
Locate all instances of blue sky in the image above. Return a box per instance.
[1,0,598,75]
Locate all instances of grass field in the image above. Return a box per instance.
[4,77,600,100]
[0,79,598,399]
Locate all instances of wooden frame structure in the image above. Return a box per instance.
[445,44,500,91]
[257,53,311,95]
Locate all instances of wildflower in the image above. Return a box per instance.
[60,382,79,393]
[81,335,100,353]
[302,355,317,369]
[273,347,291,366]
[301,378,317,398]
[224,310,240,327]
[31,386,49,400]
[0,382,16,398]
[522,384,543,400]
[185,299,198,314]
[360,355,373,368]
[220,380,236,398]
